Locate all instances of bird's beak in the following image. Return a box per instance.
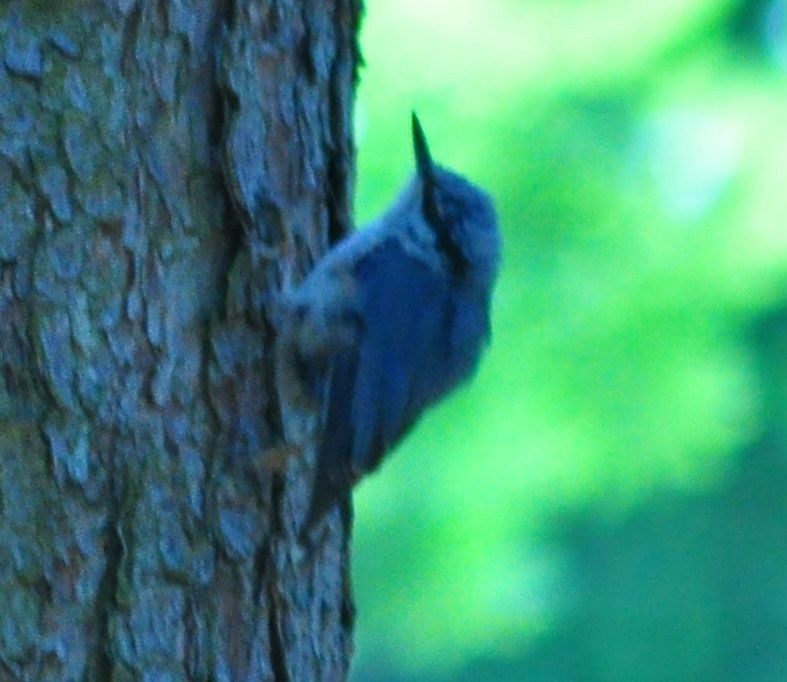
[412,112,442,226]
[412,112,435,181]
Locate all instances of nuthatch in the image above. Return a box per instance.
[288,114,501,537]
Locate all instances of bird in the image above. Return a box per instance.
[286,113,501,539]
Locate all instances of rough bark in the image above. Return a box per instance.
[0,1,361,679]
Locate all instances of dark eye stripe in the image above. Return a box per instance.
[433,194,469,276]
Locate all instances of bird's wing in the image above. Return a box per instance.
[304,239,452,529]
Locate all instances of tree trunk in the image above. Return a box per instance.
[0,1,361,679]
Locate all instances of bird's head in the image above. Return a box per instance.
[411,113,500,288]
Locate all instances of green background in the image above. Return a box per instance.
[350,1,787,679]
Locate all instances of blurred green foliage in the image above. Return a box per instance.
[349,0,787,679]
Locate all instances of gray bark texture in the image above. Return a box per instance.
[0,1,362,680]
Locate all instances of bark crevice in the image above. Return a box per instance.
[94,486,123,680]
[266,566,289,682]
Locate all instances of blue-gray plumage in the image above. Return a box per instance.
[291,114,500,537]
